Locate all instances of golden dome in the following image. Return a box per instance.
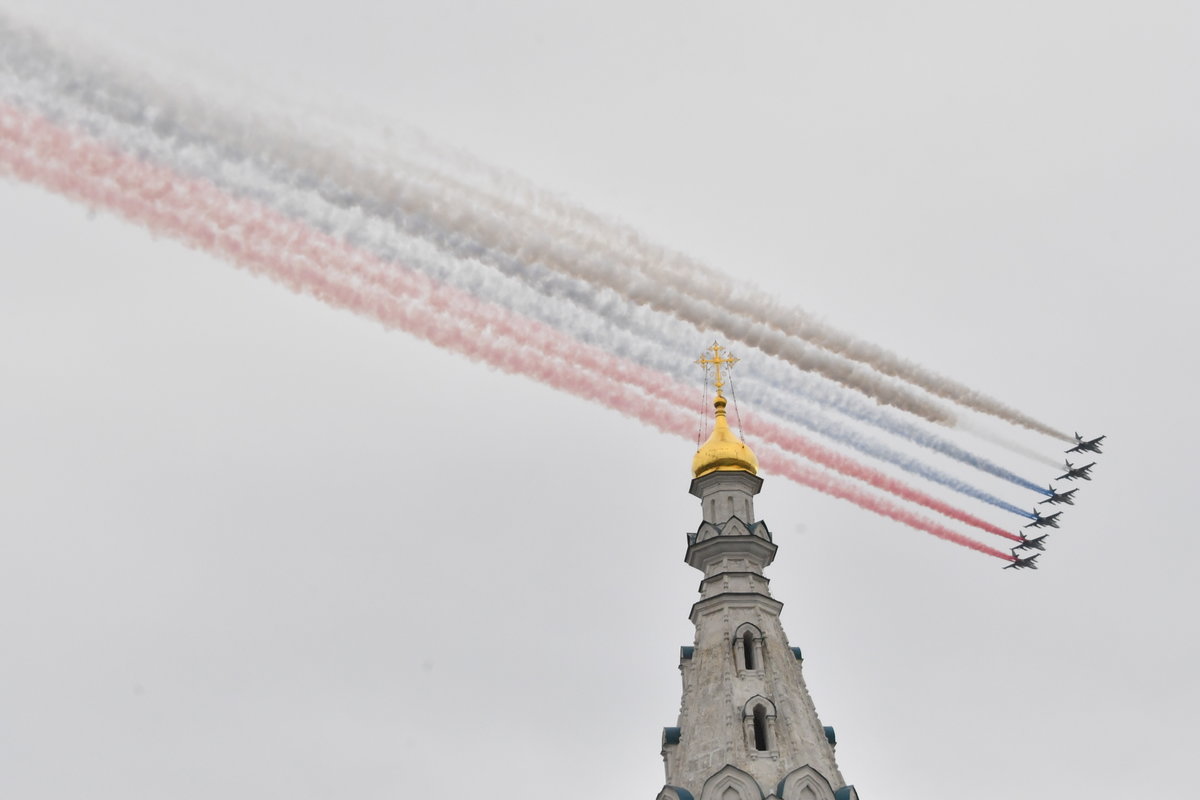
[692,394,759,478]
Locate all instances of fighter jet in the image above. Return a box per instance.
[1067,433,1106,455]
[1039,485,1078,506]
[1057,459,1096,481]
[1003,552,1041,570]
[1024,510,1062,529]
[1013,532,1050,552]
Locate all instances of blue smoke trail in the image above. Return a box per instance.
[731,377,1039,517]
[732,354,1057,497]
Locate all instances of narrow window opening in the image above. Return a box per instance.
[727,496,734,517]
[743,631,756,670]
[709,499,716,519]
[753,704,769,751]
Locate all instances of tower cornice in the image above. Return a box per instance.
[689,469,763,498]
[697,571,773,594]
[688,591,784,625]
[684,534,778,572]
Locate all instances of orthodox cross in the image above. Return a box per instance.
[696,341,738,399]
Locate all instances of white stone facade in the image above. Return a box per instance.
[656,471,859,800]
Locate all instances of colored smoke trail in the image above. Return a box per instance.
[0,40,1049,504]
[367,131,1070,441]
[0,101,1016,559]
[743,412,1024,540]
[756,451,1015,561]
[0,15,1029,432]
[733,367,1055,495]
[583,350,1023,541]
[0,19,1059,500]
[728,378,1040,517]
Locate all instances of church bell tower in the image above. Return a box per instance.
[656,344,860,800]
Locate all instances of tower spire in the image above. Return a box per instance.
[656,351,859,800]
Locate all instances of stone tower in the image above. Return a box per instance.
[656,344,860,800]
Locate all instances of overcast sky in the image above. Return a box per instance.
[1,2,1197,798]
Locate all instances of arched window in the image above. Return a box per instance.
[752,704,769,751]
[742,694,776,756]
[733,623,763,674]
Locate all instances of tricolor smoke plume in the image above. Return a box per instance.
[0,81,1033,530]
[0,23,1052,504]
[0,15,1065,439]
[0,100,1016,560]
[345,113,1073,442]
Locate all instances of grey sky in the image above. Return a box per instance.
[1,2,1196,798]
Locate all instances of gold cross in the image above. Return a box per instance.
[696,341,738,398]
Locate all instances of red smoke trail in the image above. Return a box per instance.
[598,361,1022,543]
[745,413,1022,542]
[755,450,1015,560]
[0,98,1024,544]
[0,102,1012,561]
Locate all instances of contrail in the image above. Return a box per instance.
[587,351,1024,540]
[0,101,1018,558]
[958,418,1066,471]
[349,120,1071,441]
[413,173,1067,439]
[0,98,1028,538]
[0,38,1052,502]
[742,411,1024,540]
[757,452,1015,561]
[213,81,1060,439]
[728,375,1041,516]
[0,15,1033,431]
[732,366,1055,496]
[0,31,1051,513]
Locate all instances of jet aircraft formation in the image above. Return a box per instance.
[1004,433,1105,571]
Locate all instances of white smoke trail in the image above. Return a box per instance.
[0,14,1005,430]
[233,80,1065,440]
[0,22,1054,499]
[364,127,1073,440]
[0,22,947,429]
[282,135,1068,440]
[0,101,1020,557]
